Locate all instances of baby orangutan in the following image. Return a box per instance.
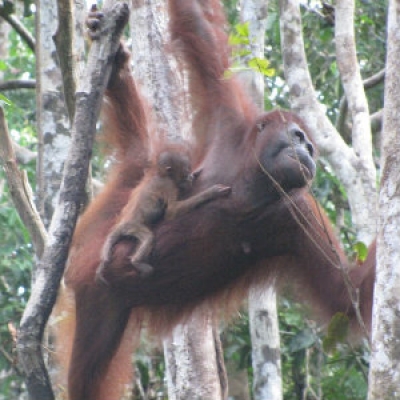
[96,146,231,283]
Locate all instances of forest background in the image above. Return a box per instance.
[0,0,392,399]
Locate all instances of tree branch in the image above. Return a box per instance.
[53,0,77,122]
[335,0,375,161]
[336,68,385,136]
[279,0,376,244]
[0,11,35,52]
[364,68,385,90]
[0,79,36,91]
[334,0,377,241]
[16,3,130,399]
[0,106,47,257]
[13,141,37,164]
[371,109,383,133]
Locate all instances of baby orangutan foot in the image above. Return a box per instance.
[130,262,154,278]
[95,261,110,285]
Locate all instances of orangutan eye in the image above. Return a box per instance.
[256,121,266,133]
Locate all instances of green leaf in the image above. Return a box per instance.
[229,22,250,47]
[247,57,276,77]
[2,0,15,15]
[228,34,250,46]
[234,22,249,38]
[354,241,368,262]
[0,93,12,106]
[23,0,33,17]
[288,328,316,353]
[223,68,234,79]
[323,312,350,353]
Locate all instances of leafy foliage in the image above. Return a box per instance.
[323,313,350,353]
[0,9,36,398]
[0,162,35,397]
[228,21,276,78]
[279,300,367,400]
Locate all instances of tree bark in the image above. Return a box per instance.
[0,18,10,82]
[0,107,47,258]
[35,0,71,228]
[335,0,376,240]
[164,313,227,400]
[54,0,77,122]
[249,288,282,400]
[368,0,400,397]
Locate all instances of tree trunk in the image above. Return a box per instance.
[130,2,225,398]
[368,0,400,397]
[0,18,10,82]
[249,288,282,399]
[238,1,283,398]
[35,0,71,228]
[164,313,227,400]
[334,0,377,243]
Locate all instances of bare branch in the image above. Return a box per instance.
[336,69,385,134]
[335,0,376,195]
[335,95,349,137]
[16,3,130,399]
[0,106,47,257]
[53,0,77,121]
[13,141,37,164]
[0,79,36,91]
[371,109,383,133]
[279,0,377,244]
[0,11,35,52]
[364,68,385,90]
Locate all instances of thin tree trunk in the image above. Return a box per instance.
[164,313,227,400]
[368,0,400,397]
[130,2,225,398]
[249,287,282,399]
[279,0,377,244]
[35,0,71,228]
[0,18,10,82]
[335,0,377,243]
[238,0,283,398]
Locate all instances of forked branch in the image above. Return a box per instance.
[16,3,130,399]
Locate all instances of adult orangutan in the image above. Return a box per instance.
[58,1,376,399]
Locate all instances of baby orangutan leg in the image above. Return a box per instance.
[96,227,127,284]
[96,224,155,284]
[129,227,155,277]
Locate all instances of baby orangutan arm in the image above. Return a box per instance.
[165,184,231,220]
